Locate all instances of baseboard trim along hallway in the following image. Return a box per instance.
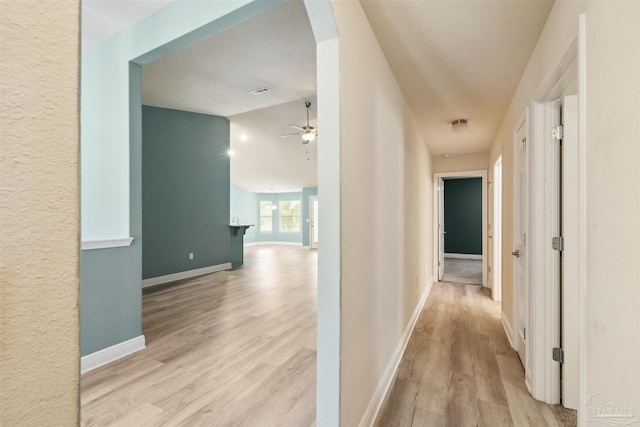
[81,335,146,374]
[141,263,232,288]
[359,279,434,427]
[502,311,515,349]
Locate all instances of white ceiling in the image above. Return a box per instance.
[82,0,554,189]
[141,0,317,118]
[360,0,553,156]
[229,97,318,193]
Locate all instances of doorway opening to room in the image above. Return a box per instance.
[434,171,488,288]
[79,0,331,425]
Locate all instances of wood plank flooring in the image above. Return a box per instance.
[375,282,573,427]
[82,246,572,426]
[81,245,317,427]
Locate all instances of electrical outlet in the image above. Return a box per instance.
[189,252,194,260]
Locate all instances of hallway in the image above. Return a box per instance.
[375,282,574,427]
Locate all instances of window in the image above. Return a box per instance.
[279,200,301,233]
[259,201,273,233]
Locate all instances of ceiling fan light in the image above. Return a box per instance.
[301,132,315,143]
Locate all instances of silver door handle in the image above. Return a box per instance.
[512,250,520,257]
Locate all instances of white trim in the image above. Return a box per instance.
[243,241,302,247]
[528,39,579,404]
[141,263,231,288]
[433,170,488,287]
[359,279,434,427]
[513,107,532,392]
[502,312,515,350]
[444,253,482,260]
[81,335,145,374]
[81,237,133,250]
[578,15,588,427]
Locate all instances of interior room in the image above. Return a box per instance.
[80,0,320,424]
[3,1,639,426]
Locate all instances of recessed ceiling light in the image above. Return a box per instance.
[451,119,468,132]
[442,153,451,158]
[249,87,271,95]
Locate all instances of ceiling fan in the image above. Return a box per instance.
[279,101,317,144]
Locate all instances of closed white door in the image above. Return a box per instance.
[513,121,529,366]
[438,178,445,280]
[309,196,318,249]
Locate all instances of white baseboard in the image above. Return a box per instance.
[81,335,145,374]
[501,311,515,349]
[359,279,434,427]
[244,241,302,247]
[142,263,232,288]
[445,253,482,260]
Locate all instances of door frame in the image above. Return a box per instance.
[491,156,503,302]
[512,110,530,378]
[309,195,318,249]
[432,170,488,286]
[524,28,586,408]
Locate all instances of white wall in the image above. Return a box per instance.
[0,0,80,424]
[490,0,640,422]
[432,151,489,174]
[581,2,639,423]
[332,1,434,425]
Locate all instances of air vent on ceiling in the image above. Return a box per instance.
[249,87,272,95]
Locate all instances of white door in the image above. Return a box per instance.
[492,157,503,302]
[309,196,318,249]
[561,95,579,409]
[438,178,445,280]
[513,121,529,366]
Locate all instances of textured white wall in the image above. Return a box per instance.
[0,1,80,425]
[333,1,434,425]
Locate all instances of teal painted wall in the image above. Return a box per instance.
[230,183,258,243]
[444,178,482,255]
[80,63,143,356]
[142,106,230,279]
[302,187,318,246]
[256,192,303,243]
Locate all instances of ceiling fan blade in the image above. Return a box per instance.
[288,124,304,131]
[279,133,300,138]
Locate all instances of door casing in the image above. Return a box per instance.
[433,170,488,286]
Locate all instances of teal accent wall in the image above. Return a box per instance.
[256,192,303,243]
[230,183,258,243]
[142,106,230,279]
[444,178,482,255]
[302,187,318,246]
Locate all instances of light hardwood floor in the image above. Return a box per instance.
[82,246,571,427]
[81,245,317,427]
[375,282,573,427]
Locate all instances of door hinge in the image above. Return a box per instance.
[552,236,564,251]
[522,137,527,152]
[488,266,492,273]
[552,125,564,141]
[438,261,441,267]
[553,347,564,364]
